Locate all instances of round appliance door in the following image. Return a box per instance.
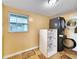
[63,38,76,49]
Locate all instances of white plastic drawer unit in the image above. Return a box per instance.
[39,29,57,58]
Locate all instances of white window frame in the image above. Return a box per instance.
[9,12,29,32]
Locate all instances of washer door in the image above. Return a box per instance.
[63,38,76,49]
[66,18,77,29]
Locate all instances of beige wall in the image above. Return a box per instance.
[3,5,50,56]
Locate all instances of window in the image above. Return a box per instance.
[9,13,29,32]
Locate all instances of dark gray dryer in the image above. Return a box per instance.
[49,17,66,51]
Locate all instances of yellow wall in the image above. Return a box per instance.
[3,5,50,56]
[61,12,76,20]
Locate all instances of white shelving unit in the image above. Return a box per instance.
[39,29,57,58]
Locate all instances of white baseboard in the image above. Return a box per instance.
[3,46,38,59]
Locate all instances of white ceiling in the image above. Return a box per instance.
[3,0,77,17]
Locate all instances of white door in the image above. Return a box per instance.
[47,29,57,57]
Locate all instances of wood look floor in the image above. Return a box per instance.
[7,48,77,59]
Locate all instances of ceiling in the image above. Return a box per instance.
[3,0,77,17]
